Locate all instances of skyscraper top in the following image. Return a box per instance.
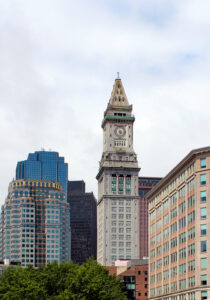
[108,76,129,107]
[16,150,68,200]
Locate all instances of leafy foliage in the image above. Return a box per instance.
[0,259,127,300]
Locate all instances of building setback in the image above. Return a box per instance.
[147,146,210,300]
[67,180,97,264]
[97,76,140,266]
[0,179,70,266]
[138,177,162,259]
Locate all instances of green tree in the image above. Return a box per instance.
[0,259,127,300]
[0,265,46,300]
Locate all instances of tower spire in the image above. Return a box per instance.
[108,75,129,107]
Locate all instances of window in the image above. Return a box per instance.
[201,274,207,285]
[201,207,207,219]
[188,244,195,256]
[163,227,169,239]
[179,201,186,214]
[188,195,195,208]
[188,292,195,300]
[171,222,177,234]
[201,224,207,235]
[114,139,126,147]
[163,199,169,211]
[201,291,207,300]
[188,227,195,240]
[171,252,177,263]
[156,232,162,243]
[179,217,186,229]
[179,186,186,199]
[188,211,195,224]
[179,263,186,275]
[179,232,186,245]
[171,207,177,219]
[201,241,207,252]
[171,237,177,249]
[163,270,169,280]
[201,158,206,168]
[179,279,186,290]
[170,193,177,205]
[156,246,162,256]
[163,214,169,225]
[188,178,195,192]
[201,191,206,202]
[188,260,195,272]
[188,276,195,287]
[163,241,169,253]
[201,258,207,269]
[156,205,162,216]
[179,248,186,259]
[156,219,162,230]
[163,256,169,266]
[200,174,206,185]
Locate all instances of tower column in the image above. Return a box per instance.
[96,76,140,266]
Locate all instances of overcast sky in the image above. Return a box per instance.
[0,0,210,205]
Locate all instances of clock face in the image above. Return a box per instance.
[115,126,126,137]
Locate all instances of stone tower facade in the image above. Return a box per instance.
[96,76,140,266]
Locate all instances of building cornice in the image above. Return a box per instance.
[96,166,140,180]
[147,146,210,200]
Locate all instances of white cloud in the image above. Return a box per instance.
[0,0,210,203]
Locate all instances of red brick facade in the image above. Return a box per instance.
[106,263,148,300]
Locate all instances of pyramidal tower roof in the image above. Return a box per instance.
[108,73,129,107]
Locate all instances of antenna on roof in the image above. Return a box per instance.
[116,72,120,79]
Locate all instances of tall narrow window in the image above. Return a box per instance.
[201,258,207,269]
[111,175,116,194]
[200,174,206,185]
[201,291,207,300]
[201,191,207,202]
[201,274,207,285]
[126,175,131,195]
[201,207,207,219]
[201,158,206,168]
[201,241,207,252]
[118,175,124,194]
[201,224,207,235]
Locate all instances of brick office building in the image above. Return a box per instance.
[106,259,148,300]
[147,147,210,300]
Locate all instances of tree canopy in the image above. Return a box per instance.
[0,259,128,300]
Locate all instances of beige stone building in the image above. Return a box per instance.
[96,75,140,266]
[147,147,210,300]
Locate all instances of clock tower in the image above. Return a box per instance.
[96,75,140,266]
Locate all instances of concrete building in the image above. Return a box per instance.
[0,179,70,267]
[106,259,148,300]
[96,75,140,266]
[147,147,210,300]
[67,180,97,264]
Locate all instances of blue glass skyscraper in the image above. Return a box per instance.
[16,151,68,199]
